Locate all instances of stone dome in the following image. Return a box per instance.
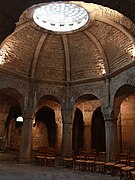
[0,1,135,84]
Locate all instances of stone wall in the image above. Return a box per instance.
[32,122,48,150]
[120,95,135,151]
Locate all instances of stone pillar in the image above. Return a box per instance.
[73,121,78,151]
[83,110,92,150]
[19,112,33,163]
[61,109,74,156]
[0,120,6,137]
[84,125,91,151]
[117,115,122,153]
[55,110,62,155]
[0,112,8,137]
[105,118,115,153]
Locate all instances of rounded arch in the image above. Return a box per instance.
[114,84,135,152]
[36,95,60,111]
[91,107,106,153]
[75,94,99,104]
[34,106,56,148]
[114,84,135,118]
[0,87,24,109]
[0,88,24,151]
[72,108,84,152]
[73,94,102,151]
[33,94,62,154]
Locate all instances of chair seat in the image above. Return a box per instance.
[75,160,85,163]
[95,161,105,165]
[104,162,116,166]
[114,164,126,168]
[85,160,95,164]
[46,157,55,160]
[63,158,73,161]
[36,155,45,158]
[131,171,135,176]
[121,166,134,171]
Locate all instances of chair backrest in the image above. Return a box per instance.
[86,151,96,161]
[118,153,128,164]
[47,147,55,156]
[76,150,86,160]
[128,153,135,167]
[97,152,107,162]
[38,147,46,154]
[109,152,118,163]
[65,150,74,157]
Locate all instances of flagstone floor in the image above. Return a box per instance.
[0,161,121,180]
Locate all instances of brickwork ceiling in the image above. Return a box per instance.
[0,1,135,82]
[0,0,135,43]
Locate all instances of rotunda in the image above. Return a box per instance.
[0,1,135,162]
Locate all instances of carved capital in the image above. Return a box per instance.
[102,106,114,119]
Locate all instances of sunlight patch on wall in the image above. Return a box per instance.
[0,45,10,65]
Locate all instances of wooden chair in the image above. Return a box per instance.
[131,171,135,179]
[94,152,107,173]
[63,150,74,168]
[120,153,135,179]
[74,150,86,171]
[46,147,56,167]
[104,152,118,174]
[35,147,46,166]
[85,150,96,172]
[113,152,128,175]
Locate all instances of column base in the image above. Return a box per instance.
[18,155,31,164]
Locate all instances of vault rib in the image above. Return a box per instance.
[84,30,109,74]
[30,34,47,78]
[62,34,71,82]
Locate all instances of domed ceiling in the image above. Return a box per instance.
[0,1,135,84]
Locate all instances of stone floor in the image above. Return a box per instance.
[0,160,121,180]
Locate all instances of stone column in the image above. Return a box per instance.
[0,112,8,137]
[55,110,62,155]
[83,110,92,150]
[117,116,122,153]
[105,118,115,153]
[84,125,91,151]
[19,112,33,163]
[0,120,6,137]
[61,109,74,156]
[73,121,78,151]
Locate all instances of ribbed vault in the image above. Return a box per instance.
[0,2,135,84]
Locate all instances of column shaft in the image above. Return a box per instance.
[19,117,32,163]
[105,118,115,153]
[84,125,91,150]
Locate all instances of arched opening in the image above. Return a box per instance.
[91,107,106,153]
[0,88,23,151]
[72,108,84,152]
[114,84,135,152]
[33,106,56,149]
[5,106,22,150]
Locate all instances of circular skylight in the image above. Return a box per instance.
[33,2,89,32]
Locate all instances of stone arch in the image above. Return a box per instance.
[0,87,24,151]
[114,84,135,118]
[114,84,135,152]
[33,106,55,148]
[73,94,101,151]
[91,107,106,153]
[72,108,84,152]
[33,95,62,155]
[72,83,104,105]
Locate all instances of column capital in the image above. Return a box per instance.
[63,121,72,125]
[61,108,75,124]
[104,117,114,122]
[102,106,114,119]
[84,124,91,127]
